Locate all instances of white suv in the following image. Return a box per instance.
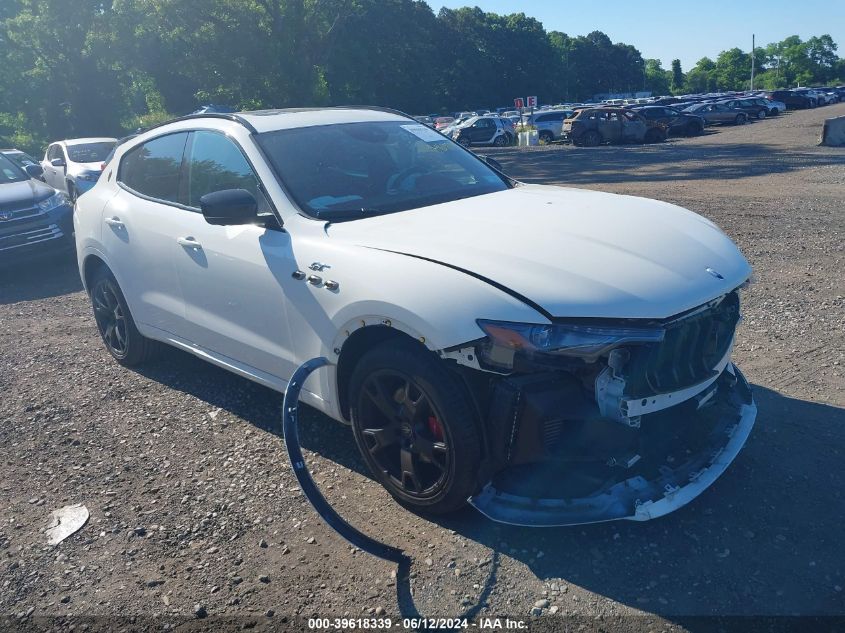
[75,108,757,525]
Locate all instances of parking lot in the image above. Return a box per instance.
[1,104,844,630]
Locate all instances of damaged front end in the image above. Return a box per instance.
[445,289,757,526]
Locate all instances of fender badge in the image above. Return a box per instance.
[706,267,724,280]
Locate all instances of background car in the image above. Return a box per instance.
[770,90,815,109]
[1,148,41,171]
[632,106,706,136]
[433,116,455,130]
[452,116,512,147]
[715,98,769,120]
[0,152,72,262]
[522,110,572,143]
[683,102,749,125]
[562,107,667,146]
[41,137,117,201]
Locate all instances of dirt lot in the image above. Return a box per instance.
[1,104,844,632]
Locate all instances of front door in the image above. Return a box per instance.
[172,130,299,381]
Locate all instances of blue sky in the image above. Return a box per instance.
[436,0,844,70]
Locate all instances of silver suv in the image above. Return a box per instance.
[524,110,572,143]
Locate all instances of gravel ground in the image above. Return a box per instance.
[1,104,844,632]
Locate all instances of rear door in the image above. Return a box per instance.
[103,132,190,335]
[43,145,63,190]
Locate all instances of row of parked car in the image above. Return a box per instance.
[415,87,844,148]
[0,137,118,262]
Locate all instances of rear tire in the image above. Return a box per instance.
[538,130,554,144]
[89,267,160,366]
[756,109,766,120]
[735,114,747,125]
[644,128,666,143]
[493,134,508,147]
[349,339,481,515]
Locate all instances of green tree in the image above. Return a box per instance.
[670,58,684,93]
[714,47,750,90]
[644,58,671,95]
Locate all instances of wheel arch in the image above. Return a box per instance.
[335,325,413,421]
[81,252,109,293]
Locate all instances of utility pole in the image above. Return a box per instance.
[750,34,755,91]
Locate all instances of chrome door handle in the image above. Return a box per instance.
[104,216,124,227]
[177,236,203,249]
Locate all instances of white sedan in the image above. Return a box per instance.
[74,107,756,526]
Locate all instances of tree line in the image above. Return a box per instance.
[1,0,842,154]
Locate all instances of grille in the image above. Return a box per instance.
[0,224,63,252]
[624,291,740,396]
[0,204,41,223]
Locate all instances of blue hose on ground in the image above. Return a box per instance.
[281,357,407,564]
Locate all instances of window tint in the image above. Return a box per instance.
[47,145,60,161]
[119,132,188,204]
[185,131,264,210]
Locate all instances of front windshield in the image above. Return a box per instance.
[67,142,115,163]
[257,120,510,220]
[0,153,28,183]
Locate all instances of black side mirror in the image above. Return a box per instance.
[199,189,258,226]
[25,163,44,178]
[483,156,503,171]
[50,158,66,168]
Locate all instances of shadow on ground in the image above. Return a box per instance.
[479,139,845,186]
[132,347,845,617]
[0,250,82,304]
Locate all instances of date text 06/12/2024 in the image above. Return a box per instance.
[307,618,528,629]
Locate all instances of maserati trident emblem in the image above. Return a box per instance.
[706,267,725,280]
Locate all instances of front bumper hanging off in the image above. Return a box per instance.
[468,364,757,527]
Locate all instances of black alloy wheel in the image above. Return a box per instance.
[349,340,481,514]
[90,267,159,366]
[735,114,747,125]
[458,135,471,147]
[493,134,508,147]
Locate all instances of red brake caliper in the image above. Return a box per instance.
[427,416,444,442]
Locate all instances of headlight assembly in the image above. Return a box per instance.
[476,319,665,369]
[37,191,70,213]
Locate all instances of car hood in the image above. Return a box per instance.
[327,185,751,320]
[0,178,55,206]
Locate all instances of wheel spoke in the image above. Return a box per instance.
[414,436,448,471]
[400,447,422,493]
[365,378,400,422]
[361,426,398,454]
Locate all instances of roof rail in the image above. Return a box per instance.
[135,112,259,136]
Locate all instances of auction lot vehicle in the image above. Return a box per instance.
[41,137,117,201]
[452,115,512,147]
[0,153,73,261]
[1,148,42,172]
[75,108,756,525]
[522,110,573,143]
[631,106,705,136]
[562,107,667,146]
[683,102,749,125]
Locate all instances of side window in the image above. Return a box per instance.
[185,131,269,213]
[119,132,188,204]
[47,145,59,161]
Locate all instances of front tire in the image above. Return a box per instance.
[457,136,471,148]
[756,109,766,120]
[89,267,159,366]
[538,130,554,144]
[349,339,481,514]
[735,114,747,125]
[493,134,508,147]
